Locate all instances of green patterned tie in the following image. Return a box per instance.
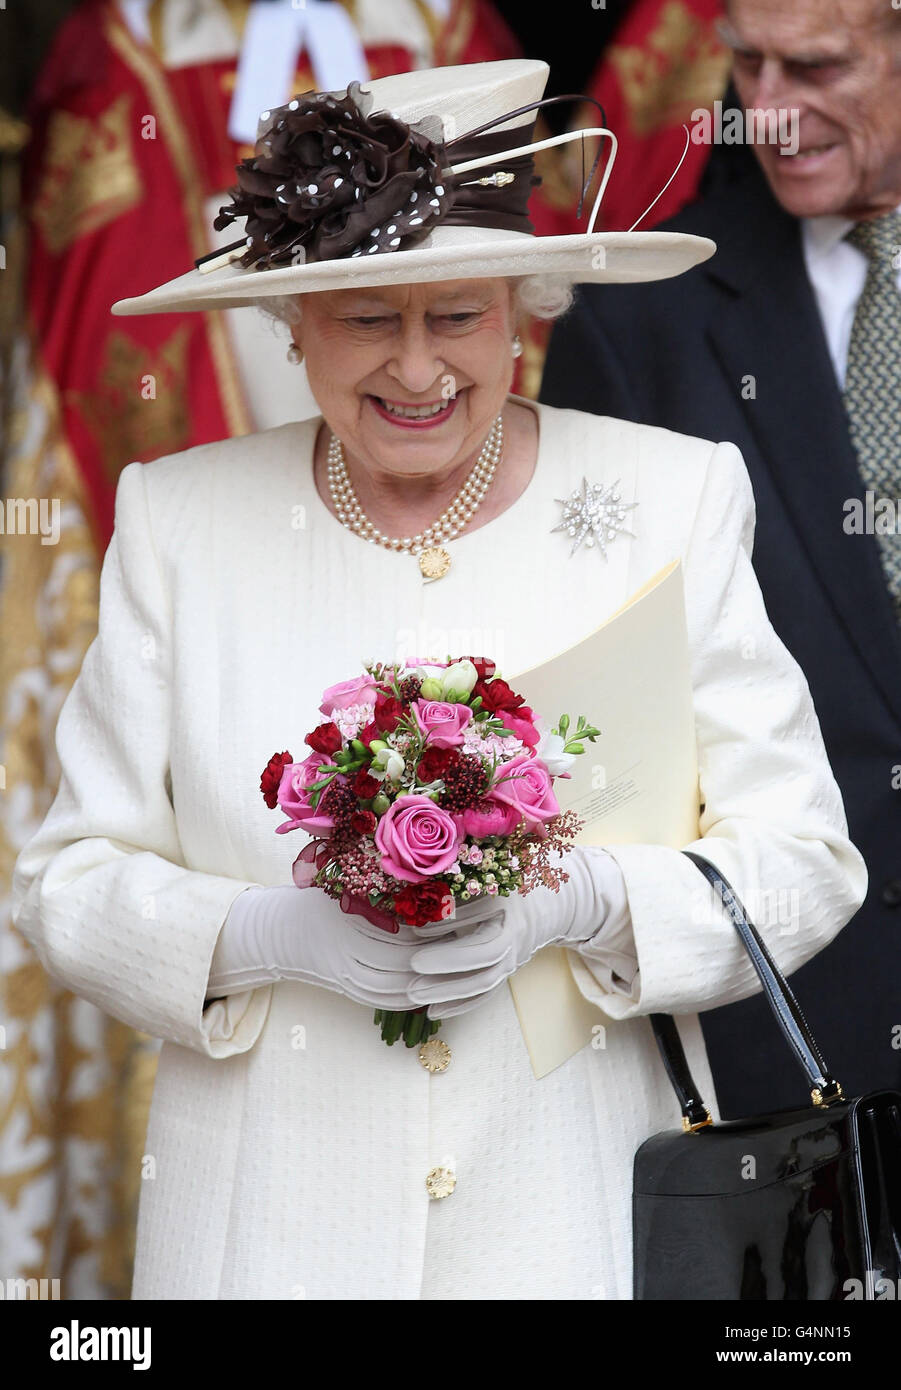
[842,211,901,623]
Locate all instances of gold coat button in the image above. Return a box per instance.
[426,1165,456,1200]
[418,1036,451,1072]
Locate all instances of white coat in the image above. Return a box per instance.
[11,399,868,1300]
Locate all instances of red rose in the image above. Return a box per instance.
[350,808,378,835]
[462,655,496,681]
[373,694,405,734]
[393,880,455,927]
[416,746,458,782]
[352,767,382,799]
[306,721,343,755]
[260,750,293,809]
[473,677,527,715]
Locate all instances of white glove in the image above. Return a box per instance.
[407,847,632,1018]
[206,884,425,1010]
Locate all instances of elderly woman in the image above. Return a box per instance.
[12,60,866,1301]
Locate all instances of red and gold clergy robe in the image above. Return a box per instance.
[572,0,731,233]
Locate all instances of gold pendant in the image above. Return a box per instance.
[418,546,451,583]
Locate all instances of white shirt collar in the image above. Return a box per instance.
[802,202,901,261]
[802,211,855,261]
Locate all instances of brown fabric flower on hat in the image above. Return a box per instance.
[214,82,454,269]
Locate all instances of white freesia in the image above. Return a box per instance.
[383,750,406,782]
[534,728,576,777]
[440,660,478,697]
[371,746,406,781]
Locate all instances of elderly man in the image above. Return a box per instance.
[541,0,901,1117]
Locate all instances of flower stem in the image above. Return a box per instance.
[404,1010,426,1047]
[373,1007,440,1047]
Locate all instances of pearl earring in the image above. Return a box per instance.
[512,335,523,359]
[286,343,303,365]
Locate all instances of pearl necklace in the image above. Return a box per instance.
[326,414,504,581]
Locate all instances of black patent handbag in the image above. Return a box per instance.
[633,850,901,1301]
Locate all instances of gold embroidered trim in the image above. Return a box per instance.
[31,95,142,255]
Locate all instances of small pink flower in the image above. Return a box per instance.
[490,752,560,830]
[374,793,463,883]
[413,698,473,748]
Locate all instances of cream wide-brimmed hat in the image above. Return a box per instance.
[111,58,714,317]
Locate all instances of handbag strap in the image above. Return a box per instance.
[649,850,844,1131]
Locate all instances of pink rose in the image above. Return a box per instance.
[496,706,541,749]
[276,751,345,834]
[452,797,522,839]
[374,794,463,883]
[319,673,382,716]
[413,698,473,748]
[490,752,560,830]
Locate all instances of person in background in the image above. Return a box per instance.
[540,0,901,1117]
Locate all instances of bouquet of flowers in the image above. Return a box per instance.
[259,656,599,1047]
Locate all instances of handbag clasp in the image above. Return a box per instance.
[811,1080,845,1107]
[682,1109,713,1133]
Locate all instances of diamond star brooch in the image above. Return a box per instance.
[552,477,638,557]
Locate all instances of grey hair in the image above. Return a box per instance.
[255,294,304,329]
[511,274,575,321]
[254,273,575,329]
